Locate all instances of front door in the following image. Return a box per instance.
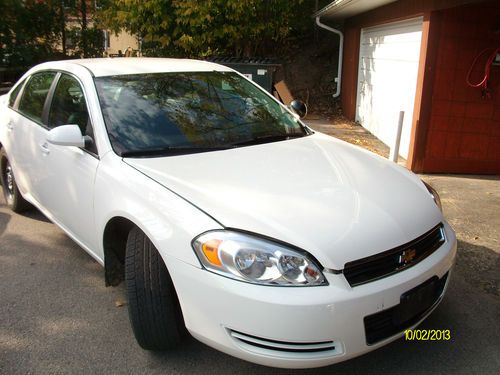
[38,73,100,253]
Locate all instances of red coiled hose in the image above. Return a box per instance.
[466,46,500,98]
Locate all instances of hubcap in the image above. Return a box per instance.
[5,164,14,195]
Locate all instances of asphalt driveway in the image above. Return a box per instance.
[1,174,499,374]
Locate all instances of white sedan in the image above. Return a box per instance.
[0,58,456,369]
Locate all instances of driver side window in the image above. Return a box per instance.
[49,74,88,131]
[49,74,97,155]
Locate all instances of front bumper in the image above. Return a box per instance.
[164,222,457,369]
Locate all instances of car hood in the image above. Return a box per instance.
[124,133,442,269]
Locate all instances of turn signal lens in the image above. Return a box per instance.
[201,239,222,266]
[192,231,327,286]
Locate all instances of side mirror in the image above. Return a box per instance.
[47,125,85,147]
[289,99,308,119]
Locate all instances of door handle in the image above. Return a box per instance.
[6,121,13,131]
[40,142,50,155]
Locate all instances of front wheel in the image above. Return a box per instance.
[0,149,30,213]
[125,226,185,350]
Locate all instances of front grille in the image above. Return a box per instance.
[364,272,448,345]
[229,329,338,354]
[343,223,445,286]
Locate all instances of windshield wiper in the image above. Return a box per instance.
[121,145,233,158]
[231,133,305,147]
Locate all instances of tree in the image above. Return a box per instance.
[0,0,61,68]
[99,0,179,56]
[64,0,105,58]
[99,0,315,57]
[172,0,312,57]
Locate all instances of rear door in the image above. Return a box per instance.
[1,79,28,192]
[14,71,58,202]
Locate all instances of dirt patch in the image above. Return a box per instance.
[275,32,342,117]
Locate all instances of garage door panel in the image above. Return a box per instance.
[361,45,421,62]
[361,18,423,39]
[362,33,422,52]
[356,17,423,160]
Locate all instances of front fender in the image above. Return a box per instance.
[94,152,223,267]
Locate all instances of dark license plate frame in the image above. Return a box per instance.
[393,276,440,326]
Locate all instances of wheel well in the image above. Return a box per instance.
[103,216,136,286]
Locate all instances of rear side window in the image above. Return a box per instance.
[18,72,57,123]
[8,80,25,108]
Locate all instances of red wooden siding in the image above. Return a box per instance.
[422,2,500,173]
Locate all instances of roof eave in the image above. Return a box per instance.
[314,0,399,21]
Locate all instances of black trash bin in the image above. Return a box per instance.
[208,57,280,93]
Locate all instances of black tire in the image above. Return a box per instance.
[125,226,185,350]
[0,149,30,213]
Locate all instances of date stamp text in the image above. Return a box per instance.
[404,329,451,341]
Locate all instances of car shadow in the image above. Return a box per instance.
[20,207,51,223]
[454,239,499,297]
[0,186,51,223]
[0,211,10,236]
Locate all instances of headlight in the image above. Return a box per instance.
[192,231,327,286]
[423,181,442,212]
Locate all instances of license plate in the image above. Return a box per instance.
[393,276,440,326]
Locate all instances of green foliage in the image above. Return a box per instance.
[0,0,62,67]
[100,0,316,57]
[66,27,106,58]
[82,27,106,58]
[1,0,108,70]
[98,0,180,56]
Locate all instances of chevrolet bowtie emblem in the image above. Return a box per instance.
[399,249,416,265]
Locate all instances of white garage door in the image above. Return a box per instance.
[356,17,423,160]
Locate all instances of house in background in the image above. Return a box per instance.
[62,0,139,57]
[315,0,500,174]
[104,31,140,56]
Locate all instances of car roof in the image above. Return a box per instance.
[34,58,233,78]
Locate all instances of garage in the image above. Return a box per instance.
[356,17,423,160]
[316,0,500,174]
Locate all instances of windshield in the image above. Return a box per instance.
[94,72,308,156]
